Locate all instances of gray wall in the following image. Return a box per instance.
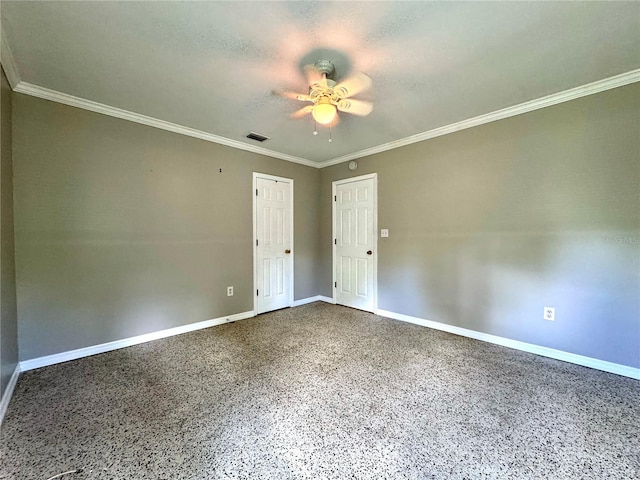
[320,83,640,369]
[1,67,19,395]
[13,94,320,361]
[10,80,640,370]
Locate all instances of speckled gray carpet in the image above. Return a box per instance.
[1,302,638,479]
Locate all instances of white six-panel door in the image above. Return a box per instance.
[333,174,377,312]
[254,174,293,314]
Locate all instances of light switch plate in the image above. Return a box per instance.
[381,229,389,238]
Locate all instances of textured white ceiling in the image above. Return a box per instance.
[2,1,639,164]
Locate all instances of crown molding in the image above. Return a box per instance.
[0,30,21,89]
[13,81,319,168]
[9,65,640,170]
[319,68,640,168]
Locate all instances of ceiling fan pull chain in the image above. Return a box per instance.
[313,121,318,136]
[329,123,333,143]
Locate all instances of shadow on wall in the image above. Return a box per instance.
[373,88,640,367]
[381,229,639,365]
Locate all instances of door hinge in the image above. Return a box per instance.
[256,188,258,196]
[334,281,337,288]
[256,289,259,296]
[256,239,258,246]
[334,195,337,202]
[334,238,337,245]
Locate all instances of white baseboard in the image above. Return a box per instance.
[0,365,20,427]
[317,295,335,304]
[292,296,322,307]
[292,295,335,307]
[7,305,636,423]
[19,310,255,372]
[376,309,640,380]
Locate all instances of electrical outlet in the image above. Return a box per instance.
[544,306,555,321]
[227,286,234,297]
[381,229,389,238]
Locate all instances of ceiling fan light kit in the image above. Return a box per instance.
[312,97,337,125]
[278,59,373,138]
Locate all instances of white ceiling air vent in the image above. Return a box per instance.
[246,132,270,142]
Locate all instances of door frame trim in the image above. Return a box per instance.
[253,172,294,315]
[332,173,378,312]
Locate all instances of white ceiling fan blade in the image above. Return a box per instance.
[333,72,372,98]
[275,90,311,101]
[290,105,313,119]
[304,64,327,89]
[337,99,373,117]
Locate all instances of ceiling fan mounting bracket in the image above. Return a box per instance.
[314,60,336,79]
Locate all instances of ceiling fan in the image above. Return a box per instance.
[277,60,373,126]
